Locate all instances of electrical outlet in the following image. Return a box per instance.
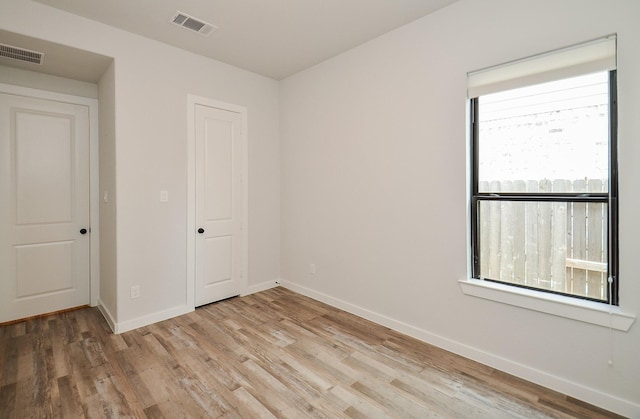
[310,263,316,274]
[130,285,140,299]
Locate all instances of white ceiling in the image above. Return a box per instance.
[32,0,459,80]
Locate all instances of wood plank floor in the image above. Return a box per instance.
[0,287,623,418]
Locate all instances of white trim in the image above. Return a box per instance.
[187,97,196,310]
[186,94,248,309]
[0,83,100,308]
[112,304,194,334]
[279,280,639,418]
[459,278,635,331]
[241,279,279,296]
[97,298,116,333]
[89,95,100,307]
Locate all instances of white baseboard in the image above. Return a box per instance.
[95,279,280,335]
[242,279,280,296]
[96,299,116,333]
[279,280,639,418]
[108,304,194,334]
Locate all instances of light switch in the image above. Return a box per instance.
[160,190,169,202]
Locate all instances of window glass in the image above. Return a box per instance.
[470,69,617,304]
[478,72,609,193]
[477,200,608,300]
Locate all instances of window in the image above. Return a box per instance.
[469,36,618,305]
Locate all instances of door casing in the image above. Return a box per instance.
[187,94,248,309]
[0,83,100,310]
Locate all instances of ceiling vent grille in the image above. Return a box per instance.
[0,43,44,65]
[170,11,217,36]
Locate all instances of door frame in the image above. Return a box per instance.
[0,83,100,307]
[187,94,248,309]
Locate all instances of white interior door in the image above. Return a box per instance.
[0,93,90,323]
[194,103,244,306]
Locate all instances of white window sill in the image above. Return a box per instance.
[459,279,636,332]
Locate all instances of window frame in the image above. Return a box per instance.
[469,70,619,305]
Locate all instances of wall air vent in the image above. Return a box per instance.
[170,11,218,36]
[0,43,44,65]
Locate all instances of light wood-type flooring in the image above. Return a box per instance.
[0,287,623,418]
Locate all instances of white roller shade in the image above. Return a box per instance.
[467,35,616,98]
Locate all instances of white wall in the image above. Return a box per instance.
[1,0,281,329]
[280,0,640,416]
[98,61,117,321]
[0,65,98,98]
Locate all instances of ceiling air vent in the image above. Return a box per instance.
[170,11,218,36]
[0,43,44,65]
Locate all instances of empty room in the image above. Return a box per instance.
[1,0,639,417]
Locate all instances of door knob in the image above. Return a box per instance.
[80,228,88,235]
[197,228,205,234]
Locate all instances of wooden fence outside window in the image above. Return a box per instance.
[478,178,607,300]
